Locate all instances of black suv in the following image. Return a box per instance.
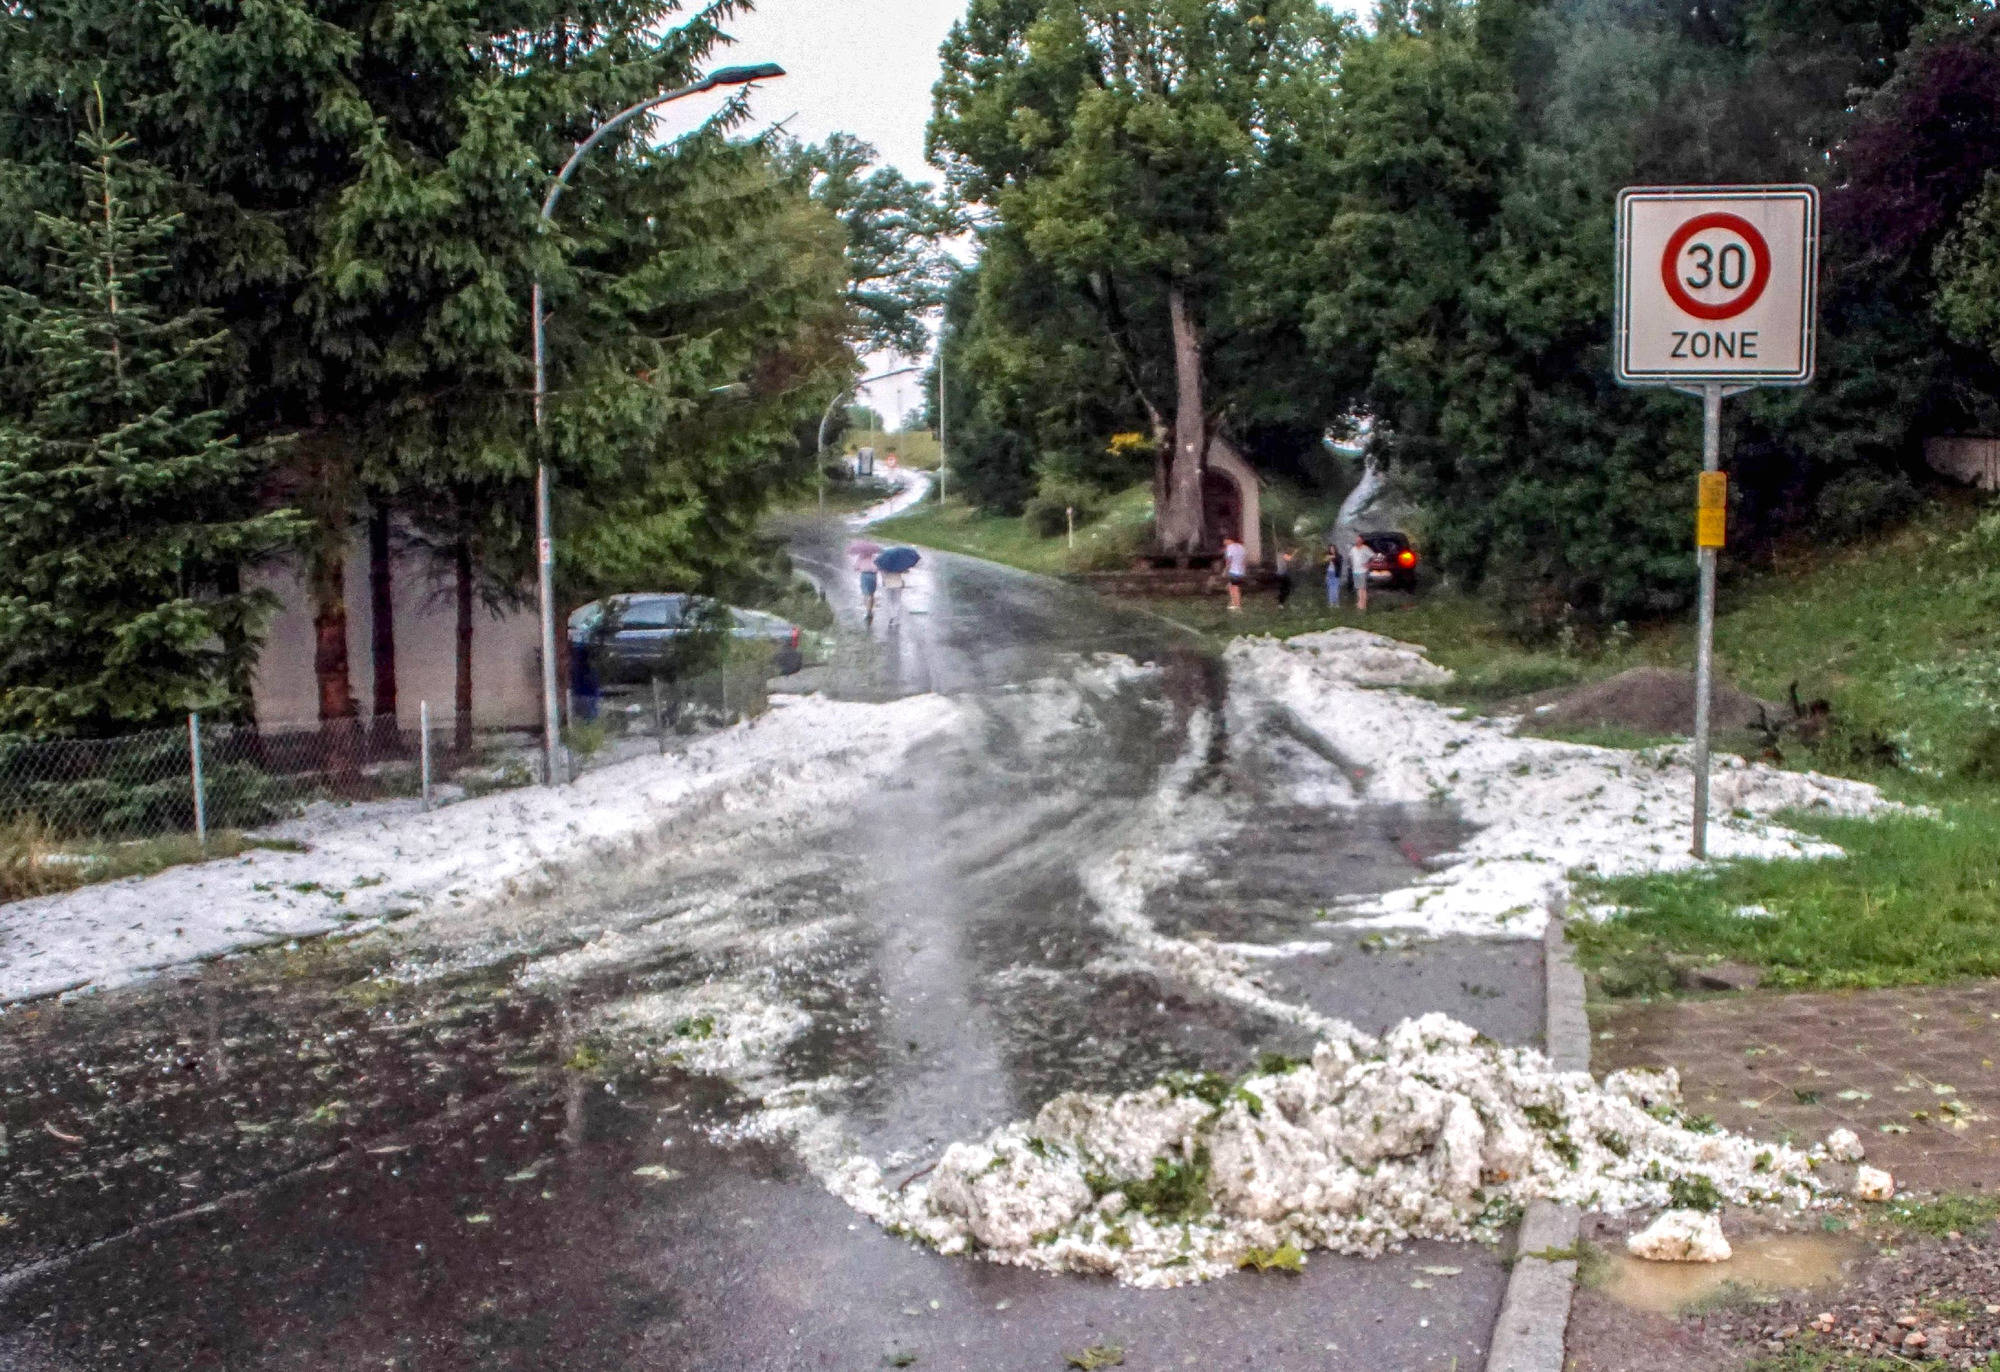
[1359,531,1420,591]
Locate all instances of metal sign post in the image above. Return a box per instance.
[1615,185,1818,856]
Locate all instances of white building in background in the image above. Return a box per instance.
[246,524,542,732]
[1926,435,2000,491]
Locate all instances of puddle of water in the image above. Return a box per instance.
[1598,1231,1863,1315]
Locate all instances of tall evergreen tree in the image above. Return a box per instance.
[0,1,847,728]
[0,100,299,735]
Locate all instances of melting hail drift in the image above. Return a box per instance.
[834,1015,1829,1289]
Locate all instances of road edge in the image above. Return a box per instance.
[1485,908,1591,1372]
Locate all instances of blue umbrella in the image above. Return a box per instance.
[874,546,921,573]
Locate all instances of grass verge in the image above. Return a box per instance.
[0,825,302,903]
[879,486,2000,991]
[785,478,902,516]
[871,498,1077,575]
[1882,1192,2000,1239]
[873,485,1155,576]
[1572,800,2000,991]
[1747,1350,2000,1371]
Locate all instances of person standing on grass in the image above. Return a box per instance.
[1275,547,1295,609]
[1349,534,1376,614]
[1325,537,1346,608]
[1222,534,1248,612]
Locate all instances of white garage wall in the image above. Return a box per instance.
[246,523,542,731]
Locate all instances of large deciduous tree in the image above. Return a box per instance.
[783,133,960,357]
[930,0,1350,555]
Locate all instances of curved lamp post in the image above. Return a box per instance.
[815,366,921,511]
[531,62,784,785]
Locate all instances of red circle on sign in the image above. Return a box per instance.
[1661,212,1771,321]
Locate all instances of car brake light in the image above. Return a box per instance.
[1397,550,1417,568]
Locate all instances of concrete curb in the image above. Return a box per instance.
[1485,911,1592,1371]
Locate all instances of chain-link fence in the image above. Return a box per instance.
[0,647,788,902]
[0,710,535,903]
[564,650,776,777]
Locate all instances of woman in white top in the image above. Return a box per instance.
[1221,536,1249,612]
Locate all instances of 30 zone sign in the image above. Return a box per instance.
[1615,185,1818,386]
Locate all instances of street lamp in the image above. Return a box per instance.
[531,62,784,785]
[937,298,948,504]
[815,365,920,511]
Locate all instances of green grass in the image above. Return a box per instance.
[1882,1191,2000,1239]
[1573,800,2000,990]
[808,480,903,515]
[768,471,905,517]
[1642,496,1998,778]
[0,823,289,903]
[871,497,1078,575]
[1113,584,1636,702]
[873,484,1157,576]
[1748,1348,2000,1372]
[1745,1347,1932,1372]
[847,427,942,470]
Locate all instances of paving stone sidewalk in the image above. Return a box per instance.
[1593,980,2000,1193]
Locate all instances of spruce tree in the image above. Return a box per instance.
[0,99,299,736]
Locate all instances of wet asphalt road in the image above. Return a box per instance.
[0,525,1541,1371]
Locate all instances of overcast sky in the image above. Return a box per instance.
[721,0,963,182]
[698,1,967,425]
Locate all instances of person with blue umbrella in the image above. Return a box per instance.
[874,546,921,624]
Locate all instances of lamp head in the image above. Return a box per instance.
[708,63,786,87]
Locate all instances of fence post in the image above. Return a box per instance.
[187,713,207,846]
[651,677,665,754]
[419,700,432,812]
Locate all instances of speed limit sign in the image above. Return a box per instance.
[1611,184,1820,862]
[1615,185,1818,386]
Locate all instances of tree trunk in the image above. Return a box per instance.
[298,431,358,782]
[454,538,474,753]
[1159,285,1209,557]
[367,503,397,751]
[308,527,360,787]
[310,541,356,724]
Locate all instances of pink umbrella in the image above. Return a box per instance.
[846,540,883,564]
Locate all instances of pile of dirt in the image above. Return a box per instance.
[1513,667,1781,740]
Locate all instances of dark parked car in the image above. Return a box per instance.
[568,594,828,684]
[1359,531,1421,591]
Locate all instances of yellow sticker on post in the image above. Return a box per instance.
[1696,471,1727,548]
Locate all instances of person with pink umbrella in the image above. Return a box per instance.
[848,540,883,623]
